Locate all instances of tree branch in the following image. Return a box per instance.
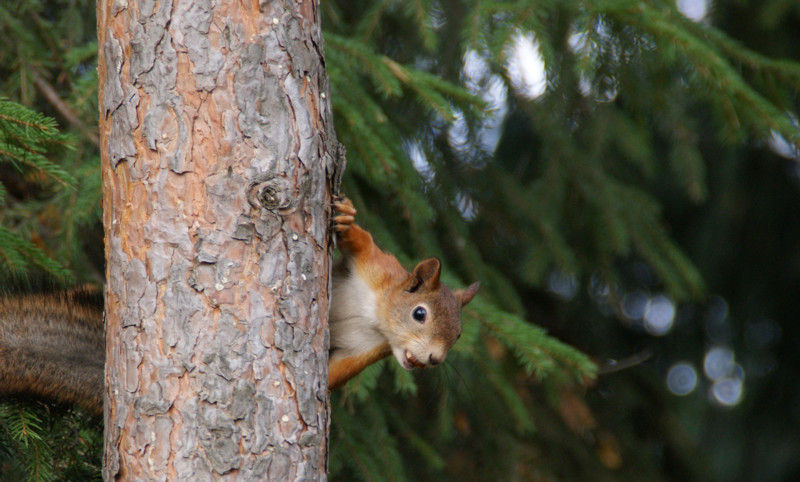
[32,70,99,147]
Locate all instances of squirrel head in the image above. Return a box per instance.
[382,257,480,371]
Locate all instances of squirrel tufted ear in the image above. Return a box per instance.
[407,257,441,292]
[456,281,480,306]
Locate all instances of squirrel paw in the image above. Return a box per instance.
[332,196,357,232]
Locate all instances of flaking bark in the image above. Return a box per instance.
[98,0,336,479]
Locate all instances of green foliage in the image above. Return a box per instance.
[1,1,103,479]
[0,400,54,481]
[2,0,800,480]
[0,400,102,481]
[0,0,102,282]
[0,99,75,185]
[323,0,800,479]
[0,99,76,278]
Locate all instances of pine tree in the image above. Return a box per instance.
[0,98,75,278]
[2,0,800,480]
[98,0,332,477]
[0,0,102,284]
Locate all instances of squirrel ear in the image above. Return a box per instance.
[456,281,480,306]
[407,258,441,292]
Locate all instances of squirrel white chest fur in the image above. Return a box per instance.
[329,259,385,360]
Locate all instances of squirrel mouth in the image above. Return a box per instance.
[405,351,427,369]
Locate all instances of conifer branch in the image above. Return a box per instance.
[31,70,99,147]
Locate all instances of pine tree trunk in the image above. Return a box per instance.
[97,0,336,479]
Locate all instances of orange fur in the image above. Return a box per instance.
[328,342,391,389]
[328,197,480,389]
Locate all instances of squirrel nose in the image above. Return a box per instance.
[428,354,442,365]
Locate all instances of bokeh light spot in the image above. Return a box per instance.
[621,290,649,321]
[711,377,744,407]
[704,347,734,381]
[547,270,578,301]
[676,0,711,22]
[506,32,547,99]
[745,319,781,350]
[705,296,733,342]
[644,295,676,336]
[667,362,698,396]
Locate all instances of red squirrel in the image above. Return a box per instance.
[328,197,480,388]
[0,198,479,412]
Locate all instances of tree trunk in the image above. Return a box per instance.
[97,0,337,479]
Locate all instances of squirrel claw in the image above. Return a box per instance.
[333,197,356,216]
[332,215,355,231]
[331,196,357,232]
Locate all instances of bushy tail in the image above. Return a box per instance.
[0,289,104,415]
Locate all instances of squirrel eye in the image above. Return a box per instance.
[412,306,427,323]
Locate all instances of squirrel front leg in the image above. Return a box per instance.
[332,197,403,280]
[328,343,391,390]
[332,197,374,258]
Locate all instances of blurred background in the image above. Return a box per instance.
[1,0,799,480]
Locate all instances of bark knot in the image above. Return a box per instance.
[248,177,294,212]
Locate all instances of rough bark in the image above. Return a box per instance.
[98,0,336,479]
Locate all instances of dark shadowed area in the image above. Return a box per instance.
[1,0,799,480]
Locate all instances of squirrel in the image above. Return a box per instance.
[0,197,478,412]
[328,197,480,388]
